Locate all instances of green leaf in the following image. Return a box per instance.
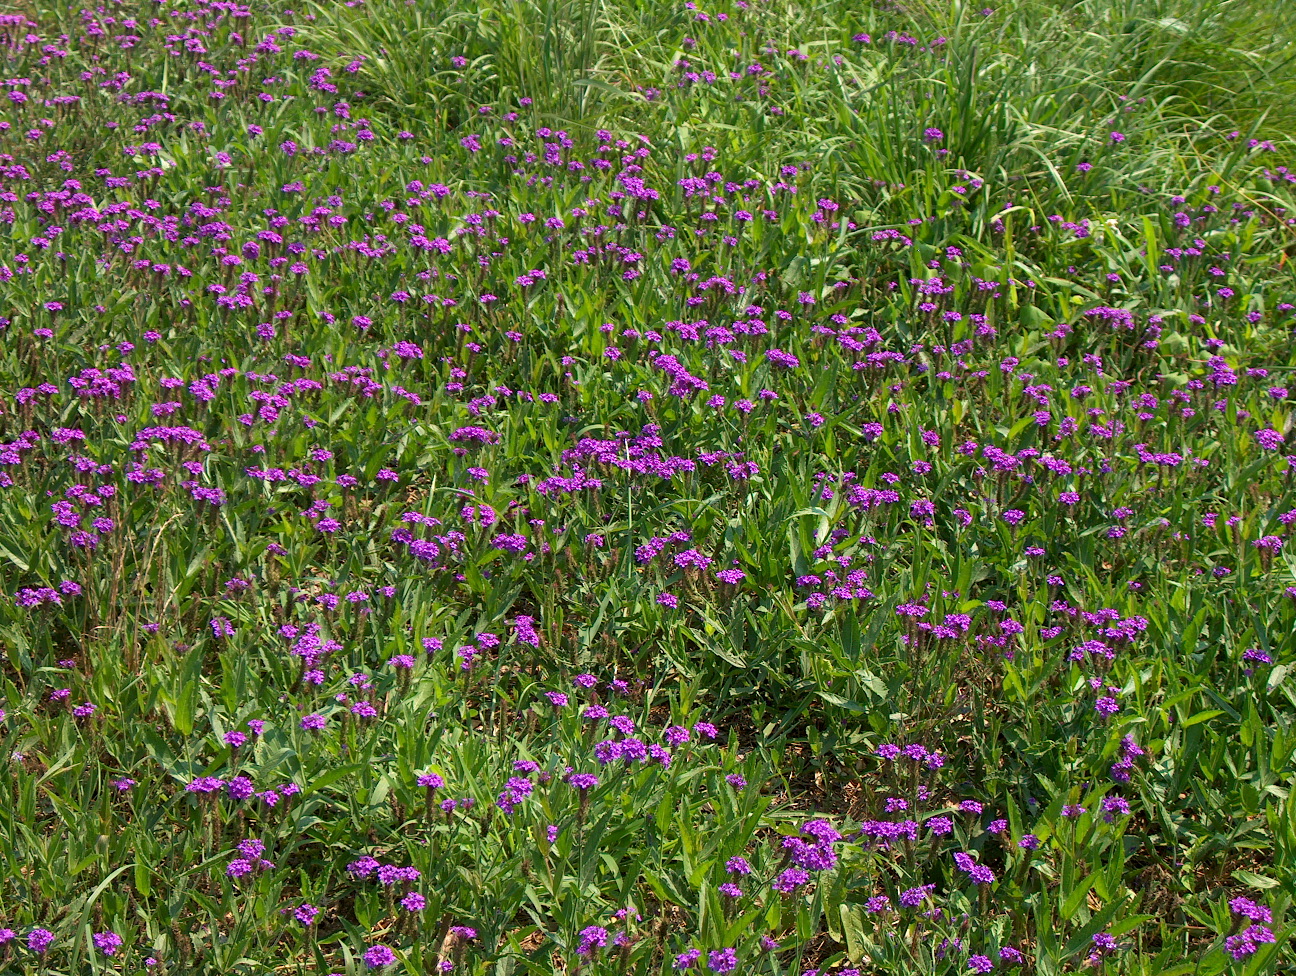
[1230,869,1279,889]
[840,906,865,963]
[1059,872,1097,923]
[1061,896,1130,958]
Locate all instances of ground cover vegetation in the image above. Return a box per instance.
[1,0,1296,971]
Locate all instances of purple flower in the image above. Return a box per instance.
[1230,898,1272,923]
[364,944,397,969]
[28,928,54,955]
[348,856,380,877]
[928,816,953,836]
[725,856,752,875]
[1095,696,1120,716]
[707,948,737,973]
[1255,428,1285,450]
[772,868,810,893]
[1101,795,1130,821]
[765,348,800,369]
[577,926,609,957]
[900,885,934,907]
[1226,925,1276,959]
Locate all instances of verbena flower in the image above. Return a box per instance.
[364,944,396,969]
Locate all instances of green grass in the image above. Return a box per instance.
[0,0,1294,972]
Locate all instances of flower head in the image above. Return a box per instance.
[364,945,397,969]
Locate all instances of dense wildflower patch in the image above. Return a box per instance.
[0,0,1294,972]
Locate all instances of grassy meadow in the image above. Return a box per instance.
[1,0,1295,972]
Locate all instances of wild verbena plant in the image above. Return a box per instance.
[0,0,1294,973]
